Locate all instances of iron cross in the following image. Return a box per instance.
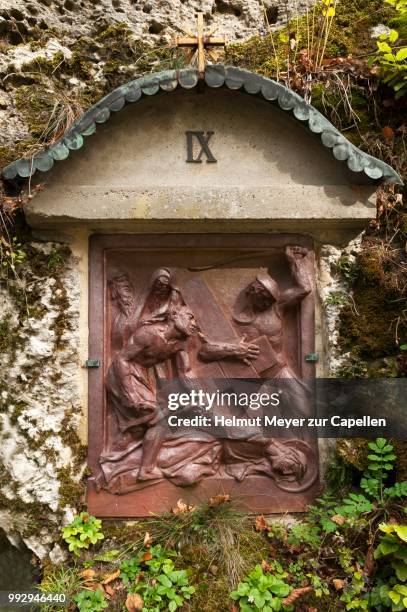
[175,13,226,79]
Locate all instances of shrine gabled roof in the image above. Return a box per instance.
[2,65,403,184]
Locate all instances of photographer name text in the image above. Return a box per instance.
[167,415,387,429]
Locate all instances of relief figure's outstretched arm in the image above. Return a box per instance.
[198,335,259,365]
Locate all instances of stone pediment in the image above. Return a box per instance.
[3,65,402,235]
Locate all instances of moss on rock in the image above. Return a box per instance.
[338,247,406,359]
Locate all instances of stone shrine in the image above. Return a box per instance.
[2,65,401,517]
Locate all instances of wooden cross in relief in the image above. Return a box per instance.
[175,13,226,79]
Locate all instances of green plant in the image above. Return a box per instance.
[317,439,406,532]
[140,499,265,590]
[340,569,369,610]
[325,291,349,306]
[0,236,27,274]
[369,0,407,98]
[47,249,66,271]
[73,589,108,611]
[61,512,104,556]
[337,255,358,283]
[360,438,397,502]
[370,523,407,610]
[121,545,195,611]
[40,567,85,611]
[230,564,292,611]
[286,522,322,549]
[307,573,330,599]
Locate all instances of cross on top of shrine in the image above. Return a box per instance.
[174,13,226,79]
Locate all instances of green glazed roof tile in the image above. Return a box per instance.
[1,65,402,185]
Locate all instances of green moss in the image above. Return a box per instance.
[337,438,369,471]
[57,466,86,511]
[57,412,87,510]
[0,140,38,170]
[9,402,29,426]
[95,22,133,42]
[395,440,407,481]
[338,248,406,359]
[0,313,21,361]
[15,84,58,140]
[21,51,66,79]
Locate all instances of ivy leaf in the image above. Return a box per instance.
[394,526,407,542]
[378,41,393,53]
[393,560,407,582]
[389,590,401,605]
[396,48,407,61]
[389,29,399,42]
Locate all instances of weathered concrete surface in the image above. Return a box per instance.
[26,89,376,238]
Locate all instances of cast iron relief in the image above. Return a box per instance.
[89,237,319,514]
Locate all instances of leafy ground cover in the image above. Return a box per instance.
[38,439,406,611]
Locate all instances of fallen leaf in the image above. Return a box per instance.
[282,586,313,605]
[209,494,230,506]
[172,499,196,514]
[143,532,153,547]
[104,585,114,598]
[268,544,277,558]
[261,560,271,573]
[364,546,375,576]
[331,514,346,526]
[209,565,219,576]
[80,569,96,581]
[382,125,394,142]
[332,578,346,590]
[102,568,120,584]
[286,544,302,554]
[126,593,144,612]
[84,582,104,591]
[255,515,268,532]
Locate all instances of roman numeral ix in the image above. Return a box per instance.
[186,131,217,163]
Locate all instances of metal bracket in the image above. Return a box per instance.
[85,359,100,368]
[305,353,319,362]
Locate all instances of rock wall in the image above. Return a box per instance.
[0,240,84,560]
[0,0,310,46]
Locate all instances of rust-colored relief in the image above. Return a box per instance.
[88,235,318,516]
